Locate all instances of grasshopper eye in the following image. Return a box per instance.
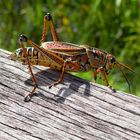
[110,57,116,64]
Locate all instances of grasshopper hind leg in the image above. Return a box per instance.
[41,13,60,43]
[19,36,38,101]
[24,84,38,102]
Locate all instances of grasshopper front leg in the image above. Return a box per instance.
[96,67,116,92]
[19,36,38,101]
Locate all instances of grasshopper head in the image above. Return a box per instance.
[106,54,116,69]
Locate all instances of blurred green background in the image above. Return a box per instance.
[0,0,140,96]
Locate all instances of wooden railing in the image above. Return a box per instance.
[0,48,140,140]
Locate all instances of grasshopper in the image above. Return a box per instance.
[10,13,136,101]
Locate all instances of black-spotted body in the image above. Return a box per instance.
[9,13,136,101]
[11,41,116,73]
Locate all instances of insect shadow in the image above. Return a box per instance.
[25,68,91,103]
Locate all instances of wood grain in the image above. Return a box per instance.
[0,48,140,140]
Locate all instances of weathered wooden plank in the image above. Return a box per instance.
[0,48,140,140]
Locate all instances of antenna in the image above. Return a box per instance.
[118,62,140,76]
[116,63,131,93]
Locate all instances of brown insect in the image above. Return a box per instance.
[10,13,137,101]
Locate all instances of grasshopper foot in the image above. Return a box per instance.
[108,86,116,92]
[48,81,60,89]
[24,84,38,102]
[49,85,53,89]
[24,93,32,102]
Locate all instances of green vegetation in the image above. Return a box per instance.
[0,0,140,96]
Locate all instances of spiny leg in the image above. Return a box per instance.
[41,13,66,88]
[85,47,99,83]
[93,71,98,83]
[96,67,116,92]
[19,37,38,101]
[41,13,60,43]
[48,60,82,88]
[20,35,66,88]
[49,62,66,89]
